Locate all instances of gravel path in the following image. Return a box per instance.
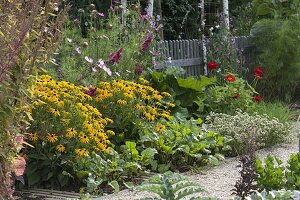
[99,123,300,200]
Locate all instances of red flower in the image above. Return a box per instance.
[254,67,263,79]
[225,74,236,82]
[207,62,218,70]
[232,93,240,99]
[254,95,262,102]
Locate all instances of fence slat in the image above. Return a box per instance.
[154,37,254,77]
[179,40,184,59]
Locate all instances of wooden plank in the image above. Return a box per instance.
[175,40,180,60]
[165,41,170,60]
[169,40,174,60]
[19,189,99,199]
[185,40,190,59]
[154,58,202,69]
[171,40,176,59]
[179,40,184,59]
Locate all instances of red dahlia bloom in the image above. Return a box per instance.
[254,95,262,102]
[207,62,218,70]
[225,74,236,82]
[254,67,263,79]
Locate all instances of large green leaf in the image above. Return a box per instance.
[125,141,139,159]
[109,180,120,193]
[177,76,216,92]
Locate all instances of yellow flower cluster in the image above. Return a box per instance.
[30,75,115,157]
[95,79,174,121]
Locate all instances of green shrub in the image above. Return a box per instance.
[72,147,156,194]
[255,153,300,192]
[140,117,228,171]
[205,74,257,115]
[255,155,285,191]
[145,67,216,118]
[205,110,291,155]
[251,0,300,101]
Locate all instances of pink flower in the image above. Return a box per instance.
[140,14,148,20]
[97,12,105,17]
[13,156,26,177]
[85,56,93,64]
[97,59,112,76]
[75,47,81,54]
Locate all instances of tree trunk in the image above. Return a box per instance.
[200,0,207,75]
[223,0,229,29]
[121,0,127,26]
[147,0,154,17]
[156,0,163,40]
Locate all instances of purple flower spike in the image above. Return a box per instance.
[142,34,153,52]
[109,48,123,64]
[85,86,97,97]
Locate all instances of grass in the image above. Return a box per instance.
[251,101,297,123]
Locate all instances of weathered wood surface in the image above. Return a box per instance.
[154,37,255,77]
[18,189,100,200]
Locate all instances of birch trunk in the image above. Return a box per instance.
[200,0,208,76]
[223,0,229,29]
[147,0,154,17]
[121,0,127,26]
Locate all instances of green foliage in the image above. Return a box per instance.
[255,153,300,192]
[72,147,156,194]
[145,67,216,118]
[230,1,255,36]
[140,117,228,171]
[49,3,159,85]
[205,74,256,115]
[255,155,285,191]
[285,153,300,190]
[251,0,300,101]
[234,189,300,200]
[136,171,217,200]
[207,29,244,76]
[206,111,291,155]
[250,101,295,123]
[252,0,300,19]
[160,1,201,40]
[23,147,74,190]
